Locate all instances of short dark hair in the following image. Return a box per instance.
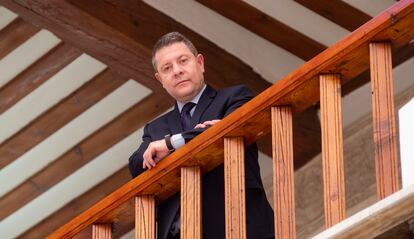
[152,32,198,72]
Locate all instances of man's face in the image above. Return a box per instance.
[154,42,205,103]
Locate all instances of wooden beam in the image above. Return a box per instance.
[0,0,159,90]
[369,42,400,199]
[294,0,371,32]
[224,137,246,239]
[181,166,202,239]
[196,0,326,61]
[319,74,346,227]
[0,43,81,114]
[0,69,127,169]
[271,106,296,239]
[19,167,132,239]
[0,17,40,60]
[135,195,156,239]
[0,93,173,220]
[92,224,112,239]
[257,106,321,170]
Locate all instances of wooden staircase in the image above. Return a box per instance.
[48,0,414,238]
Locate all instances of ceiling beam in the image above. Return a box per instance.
[19,167,132,239]
[196,0,326,61]
[0,69,127,169]
[294,0,371,32]
[0,92,173,221]
[0,43,81,114]
[0,17,39,60]
[0,0,159,90]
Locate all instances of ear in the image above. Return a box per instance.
[196,54,205,73]
[155,72,163,85]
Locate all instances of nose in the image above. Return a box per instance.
[172,63,183,76]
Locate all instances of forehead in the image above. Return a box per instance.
[155,42,193,64]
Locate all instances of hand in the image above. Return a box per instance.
[194,119,221,129]
[143,139,170,169]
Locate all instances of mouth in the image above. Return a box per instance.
[175,80,190,87]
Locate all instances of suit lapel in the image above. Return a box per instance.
[190,85,216,128]
[167,104,183,134]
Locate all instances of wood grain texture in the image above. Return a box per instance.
[0,69,126,169]
[135,195,155,239]
[320,74,346,227]
[0,0,158,90]
[196,0,326,60]
[0,43,82,115]
[271,106,296,239]
[295,0,371,32]
[181,166,202,239]
[47,2,414,238]
[22,167,131,239]
[369,42,400,200]
[92,223,112,239]
[0,17,39,60]
[0,93,172,221]
[224,137,246,239]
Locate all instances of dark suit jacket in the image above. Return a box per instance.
[129,85,274,239]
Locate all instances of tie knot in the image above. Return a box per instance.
[181,102,196,117]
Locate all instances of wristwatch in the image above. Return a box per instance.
[164,134,175,152]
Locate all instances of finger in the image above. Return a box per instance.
[195,123,206,129]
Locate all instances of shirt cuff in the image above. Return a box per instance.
[171,133,185,149]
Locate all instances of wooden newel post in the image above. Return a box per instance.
[319,74,346,228]
[369,42,401,200]
[224,137,246,239]
[181,166,202,239]
[135,195,156,239]
[271,106,296,239]
[92,223,112,239]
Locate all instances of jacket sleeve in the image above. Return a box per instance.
[128,124,152,178]
[182,85,254,143]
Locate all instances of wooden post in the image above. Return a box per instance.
[181,166,202,239]
[92,223,112,239]
[319,74,346,227]
[272,106,296,238]
[369,42,400,199]
[224,137,246,239]
[135,195,156,239]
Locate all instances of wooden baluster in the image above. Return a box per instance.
[181,166,202,239]
[272,106,296,239]
[319,74,346,227]
[135,195,156,239]
[224,137,246,239]
[369,42,400,200]
[92,223,112,239]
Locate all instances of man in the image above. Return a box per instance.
[129,32,274,239]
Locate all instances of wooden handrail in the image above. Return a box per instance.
[48,0,414,238]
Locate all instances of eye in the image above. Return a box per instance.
[162,65,171,73]
[180,57,188,64]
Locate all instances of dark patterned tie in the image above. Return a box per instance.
[180,102,196,131]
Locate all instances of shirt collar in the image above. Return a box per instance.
[177,84,207,113]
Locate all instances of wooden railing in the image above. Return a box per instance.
[48,1,414,238]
